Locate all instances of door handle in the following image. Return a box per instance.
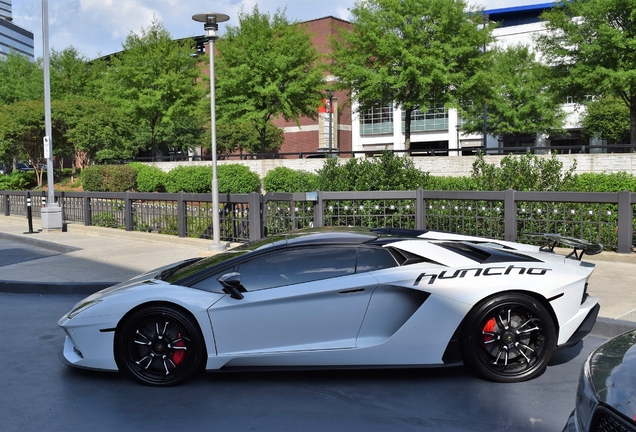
[338,288,365,294]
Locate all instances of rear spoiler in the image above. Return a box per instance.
[538,234,603,260]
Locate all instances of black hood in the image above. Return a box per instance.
[588,329,636,423]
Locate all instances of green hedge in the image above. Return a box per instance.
[218,164,261,193]
[0,171,32,190]
[80,165,136,192]
[164,166,211,193]
[129,162,166,192]
[263,166,318,192]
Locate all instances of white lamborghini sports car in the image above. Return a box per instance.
[58,227,601,386]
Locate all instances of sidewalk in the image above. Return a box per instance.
[0,214,217,292]
[1,214,635,329]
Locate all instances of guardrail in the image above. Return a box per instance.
[0,190,262,243]
[2,189,634,253]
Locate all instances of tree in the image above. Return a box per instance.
[53,98,132,168]
[0,101,50,186]
[581,96,630,145]
[330,0,492,149]
[461,45,565,145]
[50,47,102,100]
[0,52,43,105]
[215,6,325,153]
[100,17,207,159]
[215,119,284,155]
[536,0,636,145]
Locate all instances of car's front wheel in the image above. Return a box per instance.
[461,293,556,383]
[116,305,205,386]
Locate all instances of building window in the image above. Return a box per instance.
[402,104,448,132]
[360,104,393,135]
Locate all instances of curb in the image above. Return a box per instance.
[0,231,80,254]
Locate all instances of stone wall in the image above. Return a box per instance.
[149,153,636,179]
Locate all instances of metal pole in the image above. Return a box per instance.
[42,0,54,207]
[329,94,333,156]
[193,12,229,251]
[209,38,223,251]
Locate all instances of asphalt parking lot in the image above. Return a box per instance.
[1,216,634,431]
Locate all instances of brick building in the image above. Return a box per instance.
[272,16,353,157]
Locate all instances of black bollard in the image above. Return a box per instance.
[24,192,37,234]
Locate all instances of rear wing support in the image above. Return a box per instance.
[539,234,603,261]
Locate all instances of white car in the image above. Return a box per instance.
[58,227,601,386]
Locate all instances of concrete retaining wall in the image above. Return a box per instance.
[149,153,636,179]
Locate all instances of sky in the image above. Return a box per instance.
[13,0,538,60]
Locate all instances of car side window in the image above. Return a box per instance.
[237,246,357,291]
[356,246,398,273]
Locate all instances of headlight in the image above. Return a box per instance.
[67,300,102,319]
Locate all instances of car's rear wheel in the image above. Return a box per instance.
[116,305,205,386]
[461,293,556,383]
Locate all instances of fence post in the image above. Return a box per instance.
[416,189,426,230]
[125,191,133,231]
[84,191,91,226]
[314,191,323,228]
[178,191,186,238]
[617,190,633,254]
[3,193,9,216]
[248,192,261,241]
[504,189,517,242]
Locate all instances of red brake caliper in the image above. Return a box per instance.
[483,317,496,342]
[173,333,185,365]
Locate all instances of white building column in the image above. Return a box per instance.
[393,105,404,152]
[449,108,460,156]
[351,100,363,157]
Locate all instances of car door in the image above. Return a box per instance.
[207,245,379,355]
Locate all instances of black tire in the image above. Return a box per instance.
[461,293,556,383]
[116,305,205,386]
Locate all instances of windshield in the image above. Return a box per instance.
[157,236,287,284]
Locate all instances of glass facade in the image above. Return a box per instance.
[402,104,448,132]
[0,0,11,21]
[360,104,394,135]
[0,17,34,60]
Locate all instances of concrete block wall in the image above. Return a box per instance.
[149,153,636,180]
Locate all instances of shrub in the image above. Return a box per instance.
[316,151,429,191]
[218,164,261,193]
[164,166,211,193]
[80,165,136,192]
[426,176,478,191]
[263,166,318,192]
[569,172,636,192]
[0,171,32,190]
[129,162,166,192]
[471,151,577,192]
[92,211,122,228]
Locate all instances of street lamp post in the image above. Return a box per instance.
[193,12,229,252]
[41,0,62,230]
[456,123,461,156]
[326,89,334,156]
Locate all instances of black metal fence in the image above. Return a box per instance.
[2,189,634,253]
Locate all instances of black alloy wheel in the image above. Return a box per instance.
[116,305,205,386]
[461,294,556,383]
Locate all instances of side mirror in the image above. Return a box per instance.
[217,272,245,300]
